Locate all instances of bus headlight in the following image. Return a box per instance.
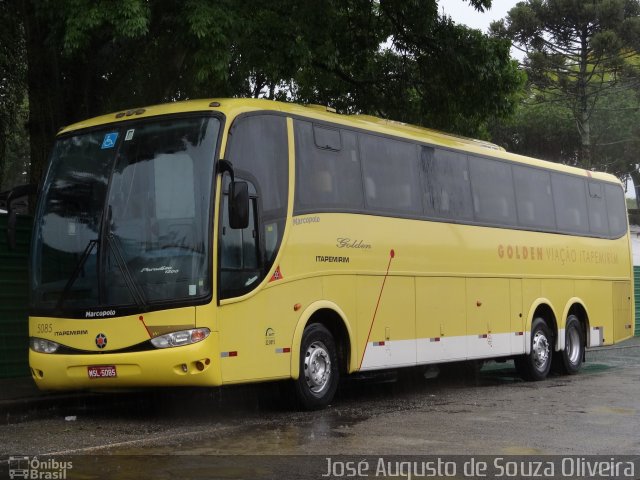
[150,328,210,349]
[30,337,60,354]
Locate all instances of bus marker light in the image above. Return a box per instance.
[275,347,291,353]
[294,303,302,311]
[430,337,441,342]
[373,341,385,346]
[221,351,238,358]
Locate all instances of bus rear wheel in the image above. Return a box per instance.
[294,323,339,410]
[515,317,553,381]
[553,314,584,375]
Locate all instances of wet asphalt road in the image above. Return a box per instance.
[0,341,639,478]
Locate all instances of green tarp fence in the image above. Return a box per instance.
[0,214,31,378]
[635,267,640,337]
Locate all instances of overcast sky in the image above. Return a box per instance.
[440,0,519,33]
[440,1,523,60]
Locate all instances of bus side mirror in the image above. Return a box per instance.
[6,184,36,250]
[229,181,249,229]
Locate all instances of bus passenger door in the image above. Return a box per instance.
[466,278,511,358]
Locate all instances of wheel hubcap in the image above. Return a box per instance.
[566,326,581,365]
[532,331,550,370]
[304,341,331,396]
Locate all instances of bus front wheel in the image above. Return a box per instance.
[515,317,553,381]
[294,323,340,410]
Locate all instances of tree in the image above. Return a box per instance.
[0,0,27,191]
[16,0,525,187]
[491,0,640,170]
[489,90,581,164]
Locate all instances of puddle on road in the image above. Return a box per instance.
[591,405,636,416]
[581,363,612,374]
[103,411,370,456]
[65,455,332,480]
[501,446,546,455]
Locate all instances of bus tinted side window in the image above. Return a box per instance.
[421,147,474,221]
[469,156,517,226]
[604,183,628,237]
[552,173,589,235]
[587,182,609,236]
[513,165,556,230]
[360,134,422,214]
[294,121,363,212]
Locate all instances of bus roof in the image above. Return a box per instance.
[58,98,621,185]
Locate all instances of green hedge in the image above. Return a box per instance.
[0,214,32,378]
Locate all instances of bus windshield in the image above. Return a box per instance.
[31,116,220,315]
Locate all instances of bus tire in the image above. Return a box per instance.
[515,317,553,381]
[294,323,339,410]
[553,314,584,375]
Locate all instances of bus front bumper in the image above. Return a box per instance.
[29,332,222,390]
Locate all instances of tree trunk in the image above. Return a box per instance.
[577,28,592,169]
[22,0,64,188]
[630,170,640,209]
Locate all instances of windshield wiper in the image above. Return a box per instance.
[56,239,98,311]
[106,232,147,309]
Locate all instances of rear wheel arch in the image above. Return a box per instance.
[561,300,589,349]
[524,301,557,355]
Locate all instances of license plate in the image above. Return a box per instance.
[88,365,117,379]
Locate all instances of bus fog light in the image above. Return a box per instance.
[150,328,210,349]
[30,337,60,354]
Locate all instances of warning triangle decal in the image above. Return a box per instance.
[269,266,284,282]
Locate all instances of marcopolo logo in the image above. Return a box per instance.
[84,310,116,318]
[8,456,72,479]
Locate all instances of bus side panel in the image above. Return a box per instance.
[522,278,542,330]
[574,280,613,346]
[415,277,466,363]
[509,279,526,355]
[540,278,572,326]
[612,281,633,343]
[218,278,322,384]
[321,275,359,372]
[466,278,511,358]
[357,276,416,370]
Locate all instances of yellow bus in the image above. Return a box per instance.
[23,98,633,409]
